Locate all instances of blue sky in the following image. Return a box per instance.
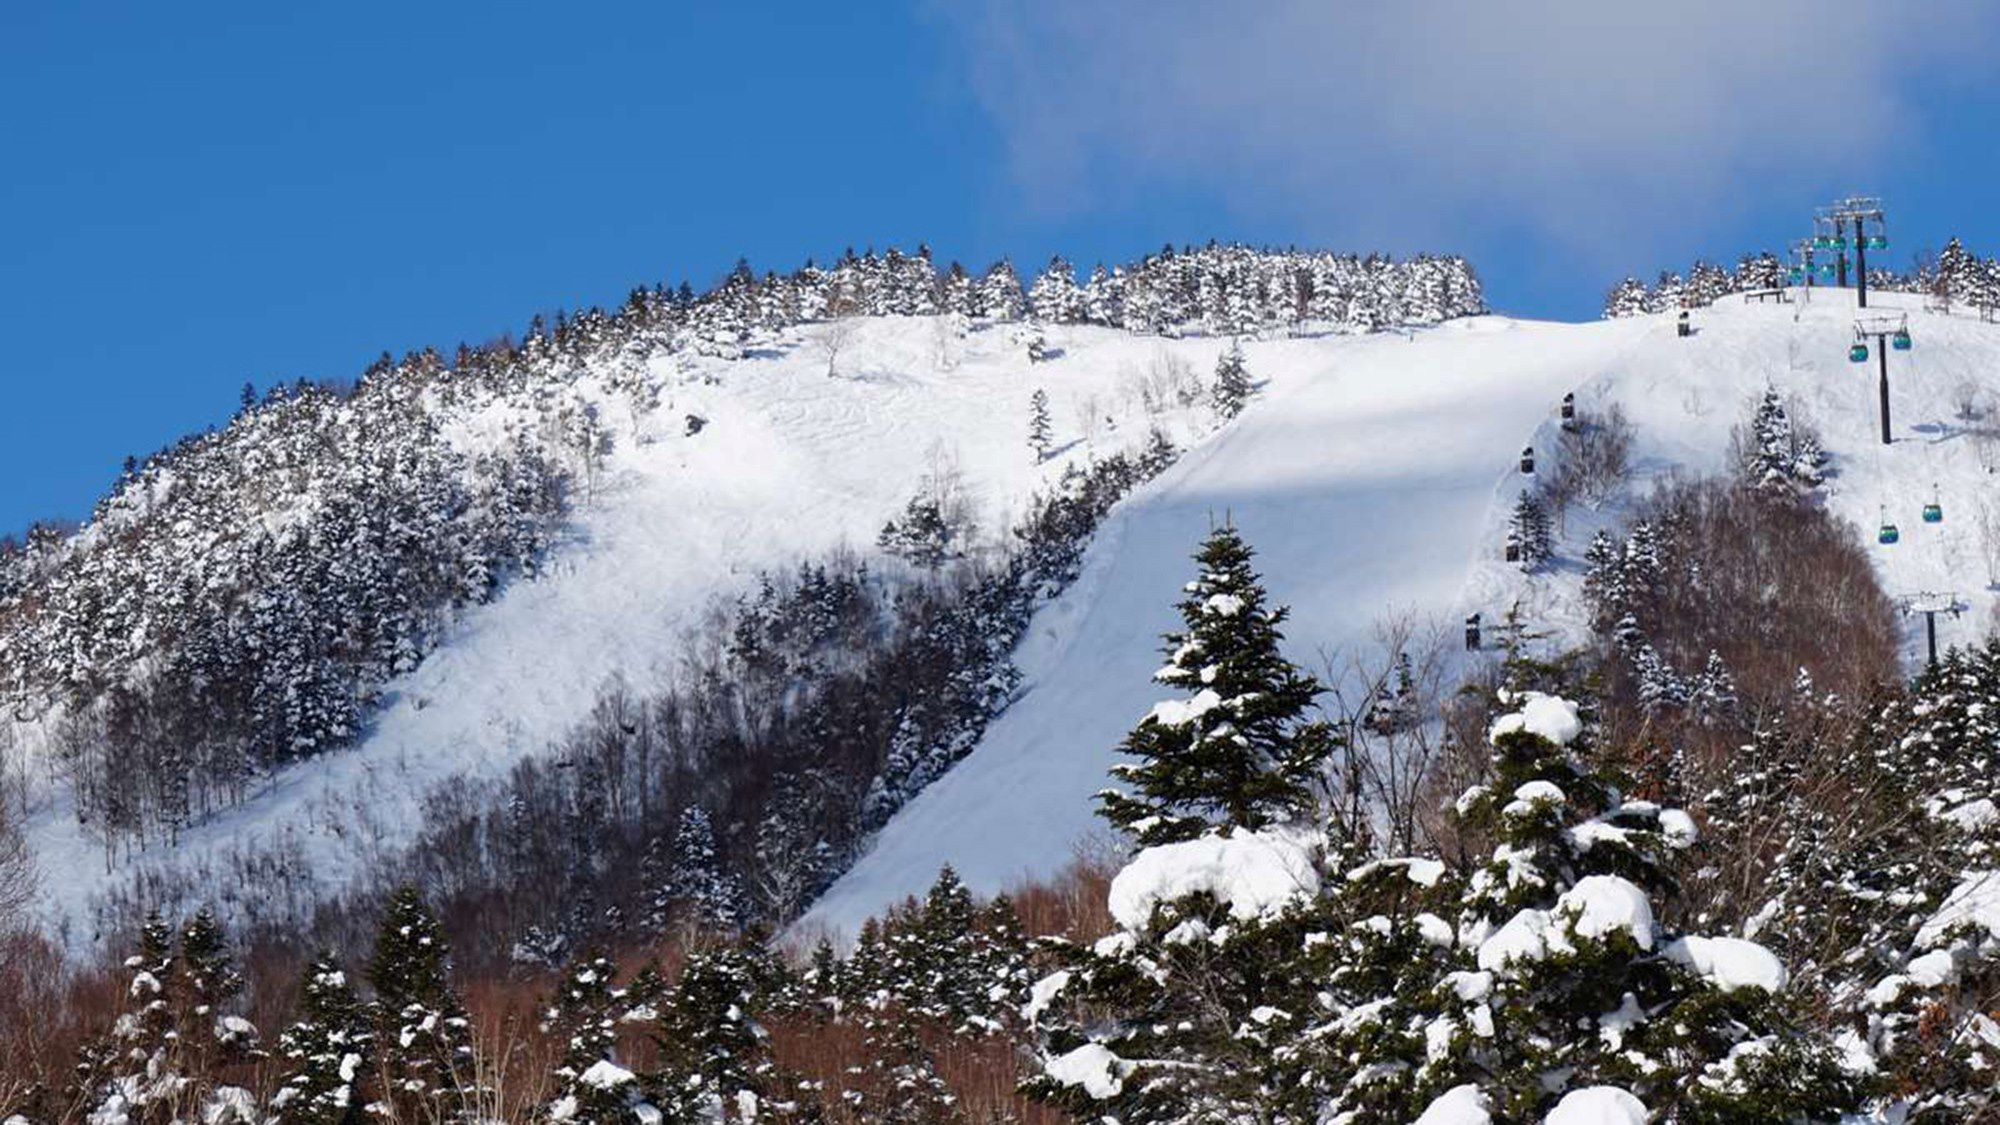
[5,2,2000,533]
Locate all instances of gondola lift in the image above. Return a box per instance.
[1878,506,1901,545]
[1849,342,1870,363]
[1923,485,1943,524]
[1892,327,1912,351]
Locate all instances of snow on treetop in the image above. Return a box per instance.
[1146,688,1224,728]
[1553,875,1656,951]
[1203,592,1245,616]
[1917,869,2000,948]
[1665,935,1788,993]
[1345,856,1446,887]
[1107,825,1321,931]
[1412,1083,1491,1125]
[1488,692,1583,747]
[578,1060,638,1089]
[1044,1042,1131,1099]
[1545,1085,1648,1125]
[1476,908,1551,975]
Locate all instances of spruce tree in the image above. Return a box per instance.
[366,886,478,1121]
[543,954,651,1125]
[1506,490,1553,572]
[648,806,746,936]
[273,953,371,1125]
[1312,691,1861,1121]
[1098,524,1335,845]
[1028,388,1053,463]
[1211,342,1251,419]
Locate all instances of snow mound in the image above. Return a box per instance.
[1107,826,1321,930]
[1044,1043,1130,1099]
[1554,875,1655,950]
[1665,935,1788,993]
[1477,908,1552,975]
[1489,693,1583,747]
[578,1060,637,1090]
[1918,870,2000,947]
[1414,1083,1492,1125]
[1545,1086,1648,1125]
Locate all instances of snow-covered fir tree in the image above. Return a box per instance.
[366,887,479,1122]
[1505,490,1553,572]
[647,806,747,937]
[1028,387,1053,462]
[272,953,372,1125]
[1097,524,1337,845]
[1211,341,1252,419]
[1310,692,1861,1122]
[1602,277,1650,319]
[1736,389,1826,497]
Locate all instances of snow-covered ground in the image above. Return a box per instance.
[806,290,2000,938]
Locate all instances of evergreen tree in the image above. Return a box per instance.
[366,886,478,1121]
[648,806,746,936]
[81,913,194,1124]
[1099,523,1337,845]
[1506,490,1553,571]
[543,954,655,1125]
[1602,277,1650,319]
[1211,342,1251,419]
[1313,692,1861,1122]
[1737,389,1825,496]
[1028,388,1053,463]
[653,945,771,1119]
[273,953,371,1125]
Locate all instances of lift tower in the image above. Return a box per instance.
[1851,312,1911,445]
[1820,197,1888,308]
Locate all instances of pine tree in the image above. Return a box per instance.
[543,954,653,1125]
[648,806,746,936]
[1602,277,1650,319]
[273,953,371,1125]
[1737,389,1825,496]
[1099,524,1337,845]
[1211,342,1251,419]
[1028,388,1053,463]
[81,913,194,1124]
[1312,691,1861,1121]
[366,886,478,1121]
[653,945,771,1119]
[1507,490,1553,571]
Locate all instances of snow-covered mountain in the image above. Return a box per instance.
[808,288,2000,937]
[8,257,1998,956]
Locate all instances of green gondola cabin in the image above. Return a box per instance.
[1850,343,1870,363]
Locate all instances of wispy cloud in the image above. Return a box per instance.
[940,2,1996,266]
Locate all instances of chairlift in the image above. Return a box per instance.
[1519,446,1535,474]
[1849,342,1870,363]
[1892,328,1912,352]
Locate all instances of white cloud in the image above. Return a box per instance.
[941,1,1997,263]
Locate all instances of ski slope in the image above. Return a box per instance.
[805,290,2000,938]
